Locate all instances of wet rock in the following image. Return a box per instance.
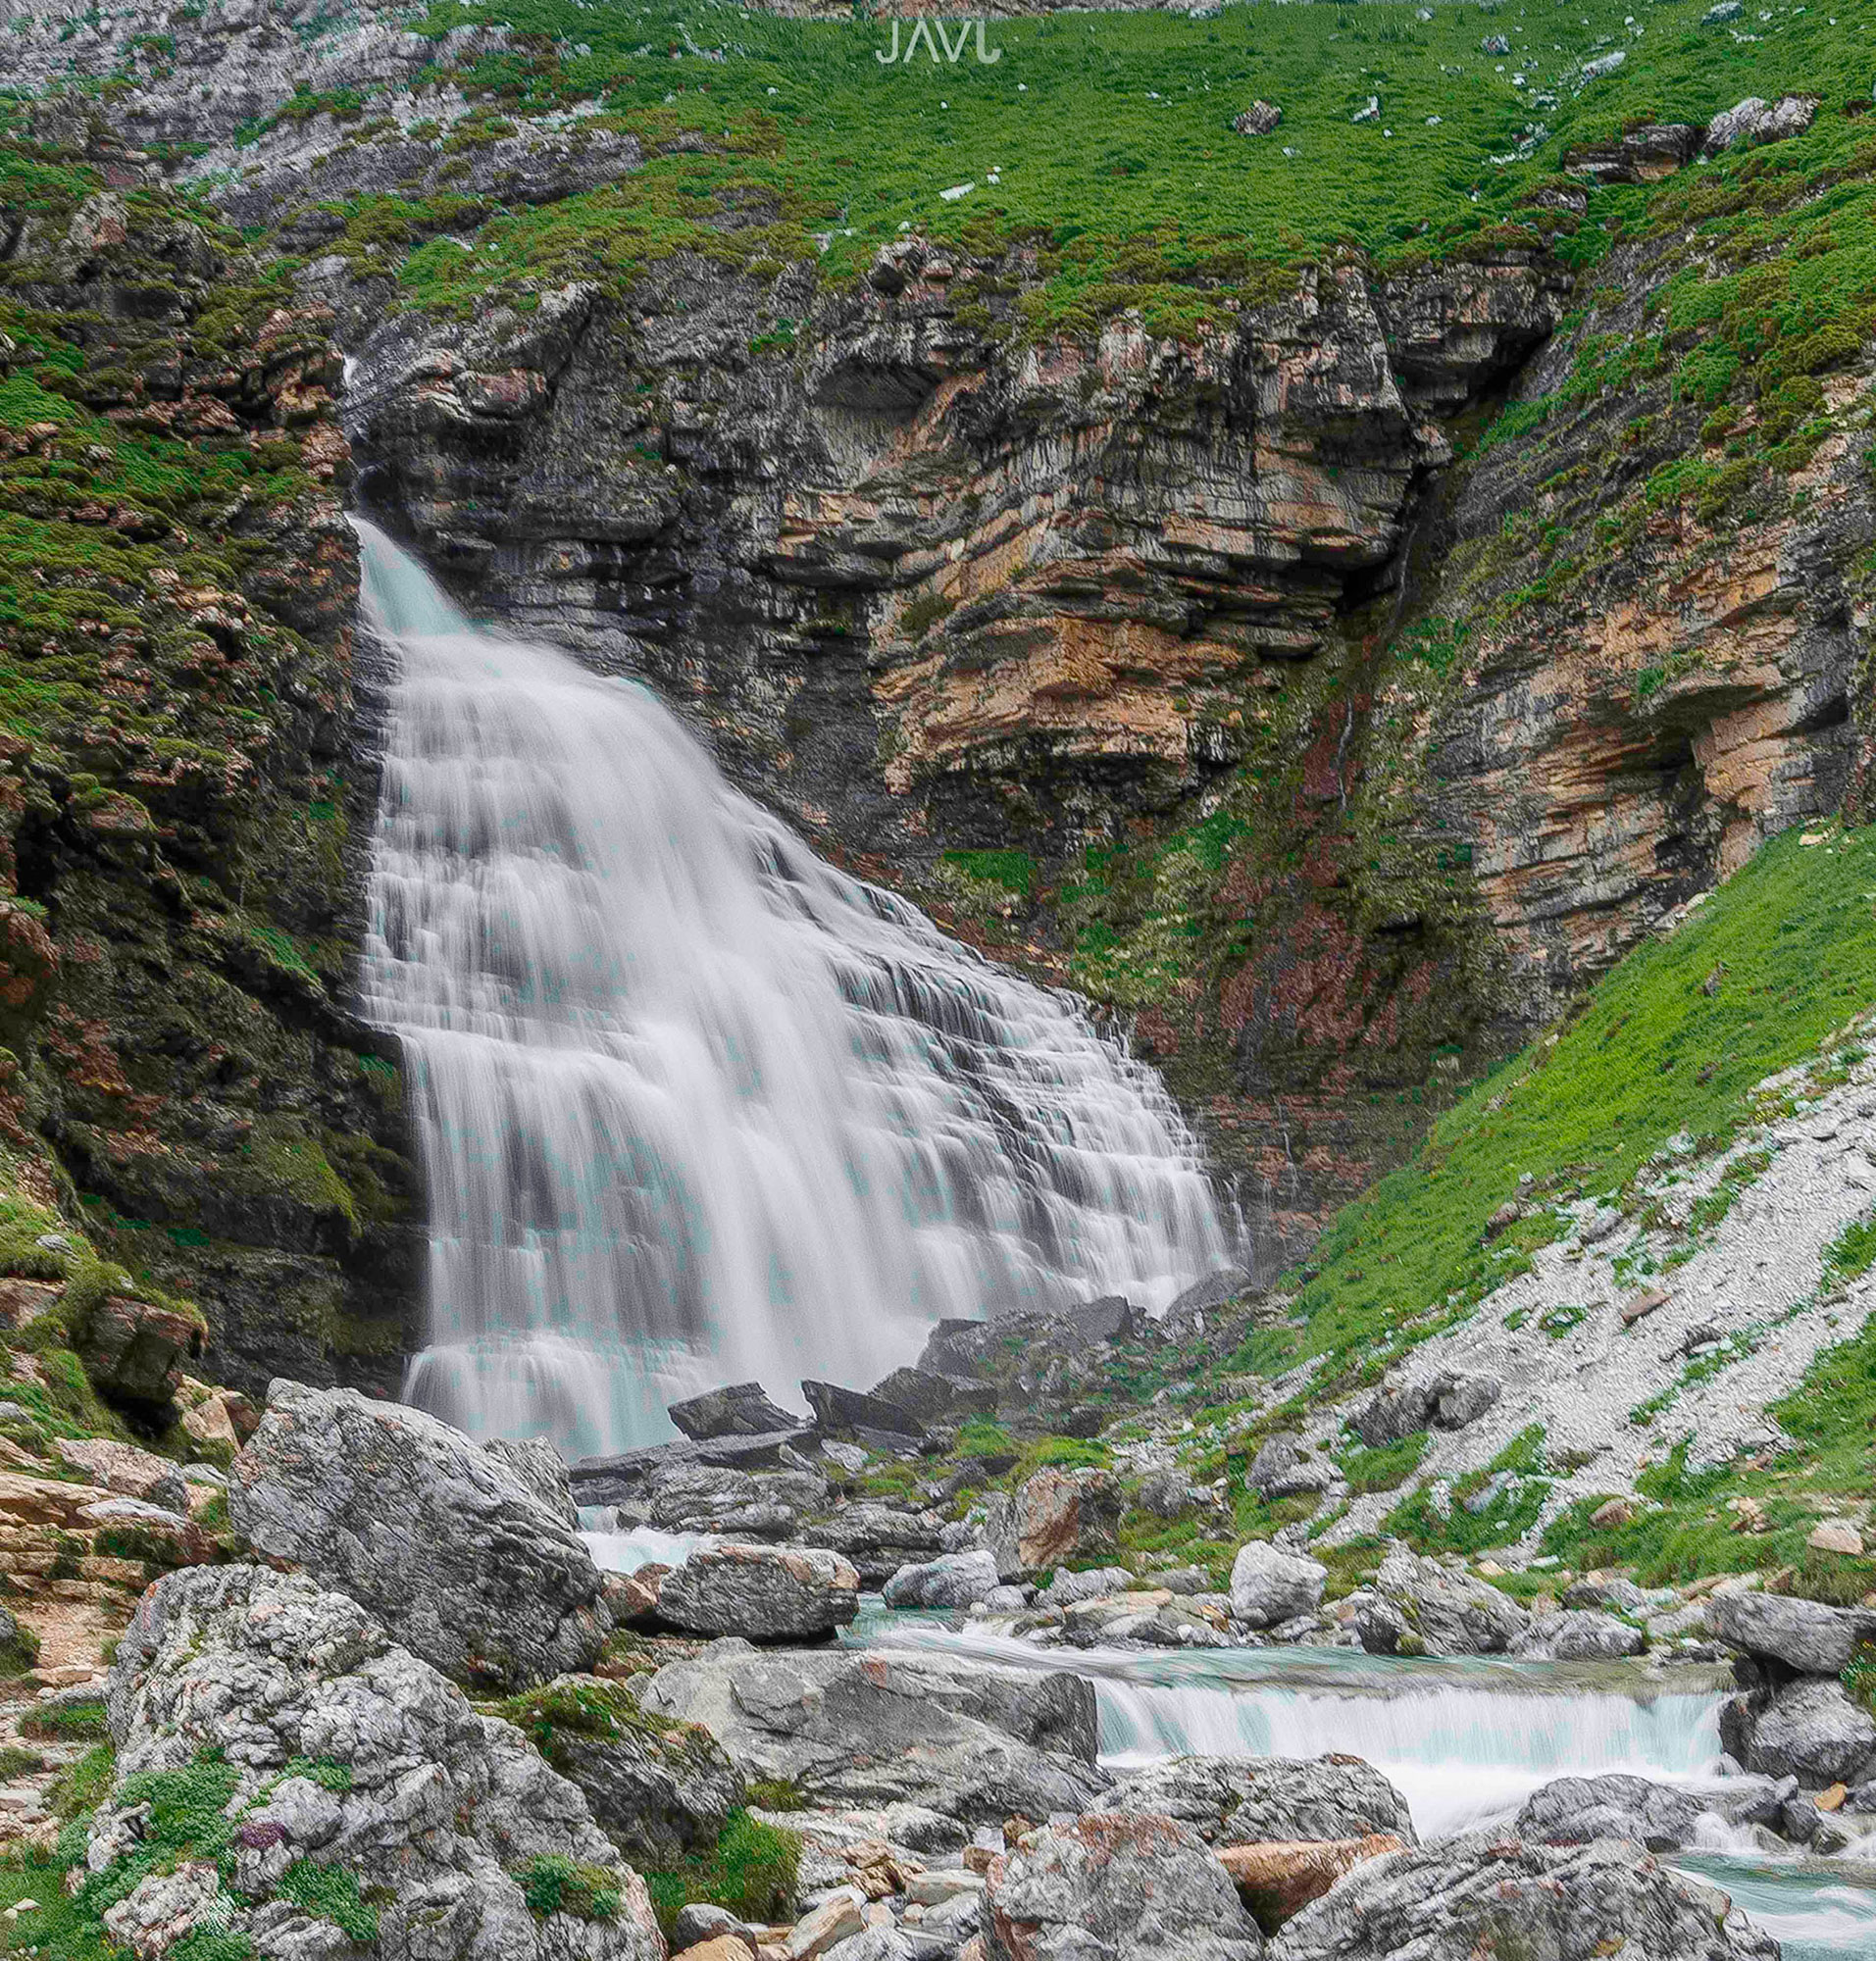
[1703,95,1820,155]
[228,1380,609,1690]
[1095,1756,1415,1847]
[884,1549,1001,1610]
[102,1564,662,1961]
[1358,1550,1528,1657]
[74,1294,203,1412]
[641,1642,1108,1828]
[1219,1836,1407,1932]
[670,1383,804,1441]
[803,1381,928,1443]
[1514,1773,1705,1851]
[1233,102,1283,137]
[1707,1591,1876,1675]
[868,1368,995,1426]
[1063,1295,1143,1343]
[1230,1542,1327,1629]
[986,1467,1122,1578]
[502,1675,744,1866]
[482,1434,578,1527]
[917,1320,993,1380]
[573,1431,819,1506]
[1510,1608,1647,1661]
[985,1813,1264,1961]
[1731,1677,1876,1786]
[1271,1839,1777,1958]
[656,1542,860,1639]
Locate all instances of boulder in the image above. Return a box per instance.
[1219,1837,1406,1933]
[986,1812,1263,1960]
[1513,1773,1705,1851]
[1510,1609,1647,1661]
[1094,1756,1415,1847]
[1357,1550,1528,1657]
[1233,102,1283,138]
[1245,1435,1333,1502]
[75,1294,203,1410]
[669,1383,803,1442]
[884,1549,1001,1611]
[916,1319,992,1380]
[1137,1466,1214,1517]
[656,1542,860,1639]
[100,1563,662,1961]
[1707,1590,1876,1675]
[802,1381,927,1443]
[53,1436,188,1515]
[1353,1371,1498,1447]
[868,1368,996,1425]
[1266,1836,1777,1961]
[1731,1677,1876,1786]
[482,1434,578,1527]
[1230,1542,1327,1629]
[1039,1564,1135,1607]
[1563,124,1700,183]
[817,1502,947,1584]
[986,1466,1122,1577]
[1061,1295,1142,1343]
[641,1642,1109,1829]
[498,1675,744,1866]
[572,1430,819,1507]
[1703,94,1820,155]
[228,1380,609,1689]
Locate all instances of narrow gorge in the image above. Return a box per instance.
[0,1,1873,1959]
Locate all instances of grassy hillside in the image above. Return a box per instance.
[266,0,1876,337]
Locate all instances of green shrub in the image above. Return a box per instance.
[641,1808,800,1938]
[516,1853,622,1922]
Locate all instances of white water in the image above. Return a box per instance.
[354,519,1228,1456]
[856,1620,1876,1958]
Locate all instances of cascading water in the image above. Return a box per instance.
[354,519,1229,1456]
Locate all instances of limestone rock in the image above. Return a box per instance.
[74,1295,203,1411]
[1229,1542,1327,1629]
[1219,1837,1405,1932]
[656,1542,860,1639]
[1510,1608,1647,1661]
[1358,1550,1528,1656]
[670,1383,804,1441]
[986,1467,1122,1577]
[1094,1756,1415,1848]
[1733,1677,1876,1786]
[802,1380,927,1442]
[1707,1591,1876,1675]
[53,1437,188,1514]
[1563,125,1700,184]
[483,1434,579,1527]
[985,1813,1264,1961]
[500,1675,744,1866]
[883,1549,1000,1610]
[1245,1436,1331,1502]
[1266,1836,1777,1960]
[1703,94,1820,155]
[1233,102,1282,138]
[816,1503,947,1585]
[1513,1773,1705,1851]
[227,1380,608,1689]
[640,1641,1107,1828]
[102,1563,663,1961]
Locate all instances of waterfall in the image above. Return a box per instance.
[353,519,1228,1456]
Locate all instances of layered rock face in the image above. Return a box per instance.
[0,102,418,1397]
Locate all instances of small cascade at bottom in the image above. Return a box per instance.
[850,1618,1876,1960]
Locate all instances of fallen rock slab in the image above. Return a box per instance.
[1513,1773,1705,1852]
[670,1382,805,1441]
[1707,1590,1876,1675]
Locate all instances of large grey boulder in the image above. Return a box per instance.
[883,1548,1000,1610]
[1357,1549,1528,1656]
[1510,1608,1647,1661]
[1513,1773,1705,1851]
[1245,1435,1332,1502]
[1707,1590,1876,1675]
[99,1564,662,1961]
[482,1434,578,1527]
[1267,1836,1777,1961]
[497,1674,745,1866]
[640,1640,1109,1828]
[1729,1676,1876,1786]
[985,1812,1264,1961]
[802,1379,928,1441]
[1702,93,1819,155]
[655,1542,860,1638]
[816,1501,948,1584]
[1354,1371,1499,1447]
[1230,1542,1328,1629]
[1094,1755,1415,1847]
[228,1380,609,1689]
